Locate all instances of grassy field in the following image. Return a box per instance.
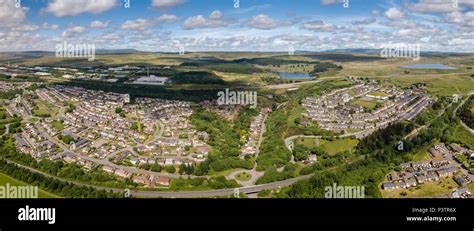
[368,91,389,97]
[235,172,252,181]
[295,138,359,155]
[350,98,378,109]
[0,172,60,198]
[51,120,65,131]
[207,168,244,177]
[381,178,458,198]
[321,138,359,155]
[388,74,474,96]
[33,100,59,117]
[451,124,474,149]
[411,140,438,161]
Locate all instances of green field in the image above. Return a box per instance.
[235,172,252,182]
[296,138,359,155]
[389,74,474,96]
[0,172,59,198]
[411,140,438,161]
[51,120,65,131]
[367,91,389,97]
[321,139,359,155]
[350,98,378,109]
[33,100,59,117]
[451,124,474,149]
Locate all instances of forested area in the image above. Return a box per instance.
[172,71,226,85]
[61,80,220,102]
[458,95,474,129]
[256,80,352,171]
[190,107,255,175]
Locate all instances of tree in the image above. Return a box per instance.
[165,165,176,174]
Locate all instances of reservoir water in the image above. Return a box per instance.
[400,64,456,70]
[277,72,313,79]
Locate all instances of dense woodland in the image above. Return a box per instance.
[190,106,256,175]
[62,80,220,102]
[458,95,474,129]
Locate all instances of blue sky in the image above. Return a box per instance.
[0,0,473,52]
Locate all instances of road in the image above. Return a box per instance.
[2,150,366,198]
[0,157,309,198]
[265,79,322,90]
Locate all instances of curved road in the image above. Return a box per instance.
[2,157,313,198]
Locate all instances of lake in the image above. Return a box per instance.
[277,72,313,79]
[400,64,457,70]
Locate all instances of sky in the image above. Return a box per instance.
[0,0,473,52]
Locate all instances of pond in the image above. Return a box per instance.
[400,64,457,70]
[277,72,313,79]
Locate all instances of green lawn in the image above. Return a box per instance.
[51,120,65,131]
[296,138,359,155]
[389,74,474,96]
[451,125,474,149]
[367,91,389,97]
[208,168,244,177]
[350,98,377,109]
[411,140,438,161]
[235,172,252,182]
[33,100,59,117]
[321,138,359,155]
[0,172,60,198]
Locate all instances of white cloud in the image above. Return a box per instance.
[121,15,177,30]
[320,0,341,5]
[445,11,474,27]
[244,14,292,30]
[45,0,117,17]
[372,10,380,16]
[183,10,234,30]
[406,0,474,13]
[302,20,337,32]
[62,26,87,37]
[157,14,178,22]
[90,20,110,28]
[384,8,404,20]
[151,0,184,9]
[121,18,150,30]
[42,23,60,30]
[352,18,376,25]
[209,10,223,20]
[0,0,28,27]
[12,24,39,32]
